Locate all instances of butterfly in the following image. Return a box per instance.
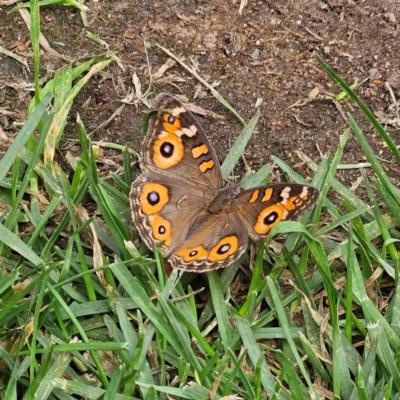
[130,94,319,272]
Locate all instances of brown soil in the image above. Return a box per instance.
[1,0,399,195]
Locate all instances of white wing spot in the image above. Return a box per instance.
[279,186,291,204]
[171,106,186,116]
[300,186,309,198]
[284,210,289,218]
[281,187,291,199]
[179,126,197,137]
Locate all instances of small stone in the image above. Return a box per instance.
[203,33,217,49]
[387,13,396,23]
[251,48,260,60]
[369,68,380,80]
[308,87,320,99]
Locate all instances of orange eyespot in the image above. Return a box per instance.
[153,133,184,169]
[254,205,287,235]
[163,113,182,133]
[140,183,169,214]
[209,236,238,261]
[150,215,172,246]
[176,246,208,262]
[285,196,299,211]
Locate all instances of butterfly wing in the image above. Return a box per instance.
[131,175,248,271]
[130,173,209,258]
[234,183,319,241]
[140,94,223,190]
[167,183,319,271]
[168,209,249,272]
[131,94,319,272]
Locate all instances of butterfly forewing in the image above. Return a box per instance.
[234,184,319,241]
[141,94,223,191]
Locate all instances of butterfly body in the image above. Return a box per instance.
[130,94,319,272]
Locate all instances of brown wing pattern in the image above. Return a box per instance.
[130,94,320,272]
[141,94,223,191]
[234,184,319,241]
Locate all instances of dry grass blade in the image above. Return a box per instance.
[0,44,30,71]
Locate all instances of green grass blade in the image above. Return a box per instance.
[348,114,400,207]
[0,223,42,266]
[207,271,231,344]
[44,59,112,167]
[266,277,313,392]
[315,53,400,164]
[233,311,292,400]
[221,109,260,178]
[0,93,51,184]
[103,366,124,400]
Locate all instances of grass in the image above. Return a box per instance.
[1,4,400,400]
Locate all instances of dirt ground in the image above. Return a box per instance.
[0,0,399,193]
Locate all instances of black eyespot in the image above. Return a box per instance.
[160,142,174,158]
[158,225,166,234]
[147,191,160,205]
[189,250,198,257]
[168,115,176,124]
[294,197,301,204]
[217,244,230,255]
[264,211,278,225]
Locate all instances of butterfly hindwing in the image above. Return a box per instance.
[130,173,207,257]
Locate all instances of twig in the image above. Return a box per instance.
[305,27,324,41]
[89,104,126,135]
[283,26,304,38]
[156,43,245,125]
[385,82,399,117]
[0,44,30,72]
